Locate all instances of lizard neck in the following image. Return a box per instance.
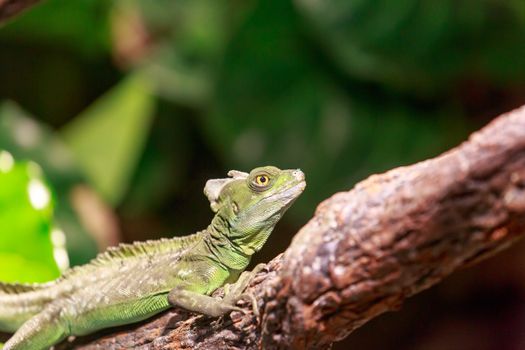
[205,212,272,270]
[204,214,250,271]
[207,211,274,265]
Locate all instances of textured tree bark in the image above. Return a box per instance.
[0,0,42,24]
[59,105,525,349]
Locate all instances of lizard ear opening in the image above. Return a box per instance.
[203,170,248,212]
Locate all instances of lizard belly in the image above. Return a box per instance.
[67,292,171,336]
[63,263,175,336]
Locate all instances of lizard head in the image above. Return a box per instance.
[204,166,306,253]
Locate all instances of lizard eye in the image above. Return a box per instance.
[254,174,270,187]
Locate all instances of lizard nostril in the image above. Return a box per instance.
[292,169,305,181]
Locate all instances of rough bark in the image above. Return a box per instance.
[58,105,525,349]
[0,0,42,25]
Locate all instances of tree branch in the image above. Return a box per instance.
[61,105,525,349]
[0,0,42,25]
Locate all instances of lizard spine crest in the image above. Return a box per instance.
[90,234,202,266]
[0,282,50,295]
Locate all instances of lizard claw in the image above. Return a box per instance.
[237,292,259,317]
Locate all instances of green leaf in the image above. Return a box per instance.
[0,154,62,283]
[61,74,156,205]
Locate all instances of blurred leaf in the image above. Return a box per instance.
[61,74,156,205]
[0,0,111,58]
[0,154,61,283]
[0,102,99,266]
[294,0,525,93]
[134,0,255,106]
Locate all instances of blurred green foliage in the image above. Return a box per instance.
[0,103,98,274]
[0,0,111,57]
[61,74,155,205]
[0,152,60,282]
[296,0,525,91]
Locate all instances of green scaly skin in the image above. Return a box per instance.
[0,166,305,350]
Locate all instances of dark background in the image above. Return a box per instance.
[1,0,525,348]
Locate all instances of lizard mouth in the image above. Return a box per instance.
[273,179,306,208]
[277,169,306,198]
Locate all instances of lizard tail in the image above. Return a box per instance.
[0,281,57,333]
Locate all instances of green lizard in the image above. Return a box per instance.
[0,166,305,350]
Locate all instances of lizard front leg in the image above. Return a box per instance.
[222,263,265,316]
[168,264,266,317]
[168,286,244,317]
